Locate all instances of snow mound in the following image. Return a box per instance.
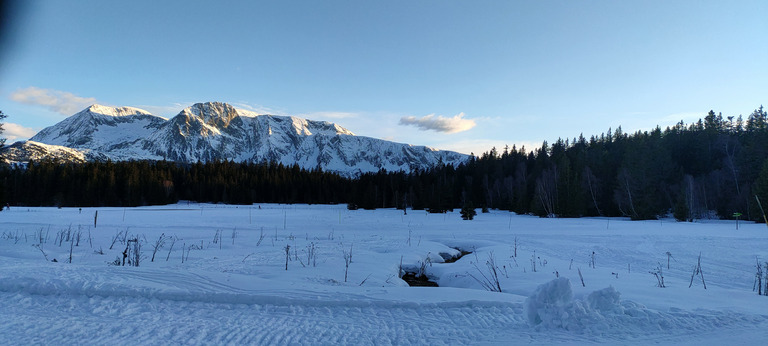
[525,278,639,333]
[525,277,578,327]
[523,278,768,340]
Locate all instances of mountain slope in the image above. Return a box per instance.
[1,141,93,163]
[31,104,167,150]
[10,102,468,175]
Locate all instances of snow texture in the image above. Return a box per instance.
[1,205,768,345]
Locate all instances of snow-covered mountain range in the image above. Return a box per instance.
[3,102,468,175]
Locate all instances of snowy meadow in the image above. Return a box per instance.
[1,204,767,345]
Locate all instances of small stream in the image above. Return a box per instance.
[401,248,471,287]
[401,272,439,287]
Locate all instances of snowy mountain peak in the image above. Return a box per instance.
[13,102,469,176]
[179,102,239,129]
[83,104,153,117]
[286,116,355,137]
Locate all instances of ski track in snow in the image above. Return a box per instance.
[2,274,767,345]
[3,205,768,345]
[2,291,525,345]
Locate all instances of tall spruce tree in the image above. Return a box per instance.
[0,110,6,206]
[0,109,6,148]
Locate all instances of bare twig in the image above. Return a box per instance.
[468,252,502,292]
[689,252,706,289]
[32,244,49,261]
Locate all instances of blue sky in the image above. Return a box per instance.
[1,1,766,155]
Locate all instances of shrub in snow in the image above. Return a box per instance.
[468,252,502,292]
[460,203,477,220]
[650,264,666,288]
[688,252,707,289]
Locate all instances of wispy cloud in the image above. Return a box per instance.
[134,103,191,118]
[660,111,704,124]
[301,111,359,120]
[431,139,543,156]
[232,102,281,115]
[399,112,476,134]
[10,87,98,115]
[2,122,39,142]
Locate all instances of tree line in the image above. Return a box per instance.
[0,160,348,207]
[1,106,768,222]
[348,106,768,222]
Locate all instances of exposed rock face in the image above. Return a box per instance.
[10,102,468,176]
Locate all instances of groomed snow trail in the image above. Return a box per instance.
[3,205,768,344]
[2,277,766,345]
[1,292,531,345]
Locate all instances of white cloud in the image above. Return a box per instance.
[10,87,98,115]
[1,122,39,142]
[399,112,476,134]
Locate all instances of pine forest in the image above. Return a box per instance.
[2,107,768,222]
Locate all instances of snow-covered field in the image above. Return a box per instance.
[2,204,767,345]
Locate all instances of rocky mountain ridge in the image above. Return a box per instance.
[4,102,468,176]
